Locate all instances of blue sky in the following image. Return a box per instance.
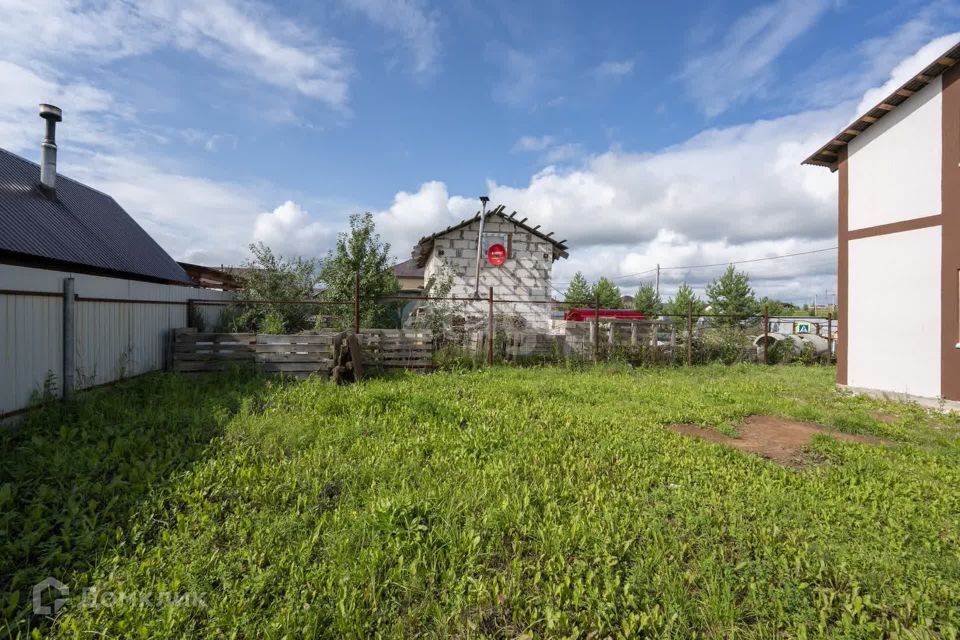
[1,0,958,302]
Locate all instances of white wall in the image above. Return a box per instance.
[422,217,555,329]
[847,226,941,398]
[848,76,942,230]
[0,264,232,416]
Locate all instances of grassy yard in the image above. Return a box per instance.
[3,365,960,638]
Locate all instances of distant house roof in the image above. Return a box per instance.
[412,204,569,268]
[0,147,191,284]
[393,258,424,279]
[178,261,242,290]
[803,40,960,169]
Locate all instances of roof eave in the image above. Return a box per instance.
[802,40,959,169]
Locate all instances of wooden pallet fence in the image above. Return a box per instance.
[172,328,434,376]
[358,329,434,370]
[172,328,335,377]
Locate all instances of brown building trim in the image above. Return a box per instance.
[847,214,942,241]
[837,146,849,385]
[942,63,960,401]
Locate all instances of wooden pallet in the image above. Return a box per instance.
[171,329,434,376]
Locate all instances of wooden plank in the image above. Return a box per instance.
[173,361,257,372]
[258,362,331,372]
[251,344,333,353]
[186,333,255,341]
[256,335,335,345]
[175,352,255,362]
[254,354,333,364]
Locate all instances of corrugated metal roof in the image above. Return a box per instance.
[803,40,960,169]
[412,204,569,268]
[0,147,191,283]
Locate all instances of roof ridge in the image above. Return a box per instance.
[0,146,118,200]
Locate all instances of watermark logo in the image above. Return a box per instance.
[32,577,68,616]
[31,578,206,616]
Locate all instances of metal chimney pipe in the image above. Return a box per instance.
[473,196,490,298]
[39,104,62,192]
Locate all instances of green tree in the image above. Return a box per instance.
[592,277,622,309]
[758,297,795,317]
[318,212,400,328]
[563,272,593,307]
[706,265,758,323]
[665,282,705,318]
[223,243,319,333]
[632,282,662,317]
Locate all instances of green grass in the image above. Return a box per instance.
[3,365,960,638]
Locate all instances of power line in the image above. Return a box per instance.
[554,246,838,286]
[656,246,838,274]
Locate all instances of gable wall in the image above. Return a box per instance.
[423,216,554,328]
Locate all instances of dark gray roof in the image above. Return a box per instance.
[412,204,569,267]
[0,147,191,283]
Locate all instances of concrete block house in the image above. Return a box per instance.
[410,205,568,329]
[804,40,960,403]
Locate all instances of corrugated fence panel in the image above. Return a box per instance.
[1,264,233,416]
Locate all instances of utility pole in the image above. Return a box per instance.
[655,264,660,301]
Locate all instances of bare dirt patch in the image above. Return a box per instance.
[667,415,886,468]
[870,410,899,424]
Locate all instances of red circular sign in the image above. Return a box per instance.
[487,243,507,266]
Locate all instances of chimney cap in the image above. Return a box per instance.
[39,104,62,122]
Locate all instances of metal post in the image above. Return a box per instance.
[593,291,600,363]
[827,313,833,360]
[655,264,660,300]
[353,270,361,334]
[487,286,494,366]
[473,198,489,298]
[686,302,692,366]
[763,304,769,364]
[62,277,75,399]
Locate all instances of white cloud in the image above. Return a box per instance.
[682,0,833,116]
[368,90,851,303]
[340,0,440,74]
[512,135,583,165]
[489,46,566,109]
[593,59,634,78]
[252,201,337,257]
[512,135,556,153]
[0,0,351,109]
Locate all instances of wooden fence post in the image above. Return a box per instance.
[62,277,75,399]
[353,270,360,334]
[686,302,692,367]
[487,286,494,366]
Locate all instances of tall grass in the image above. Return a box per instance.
[3,365,960,638]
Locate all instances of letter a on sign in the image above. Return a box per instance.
[487,244,507,266]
